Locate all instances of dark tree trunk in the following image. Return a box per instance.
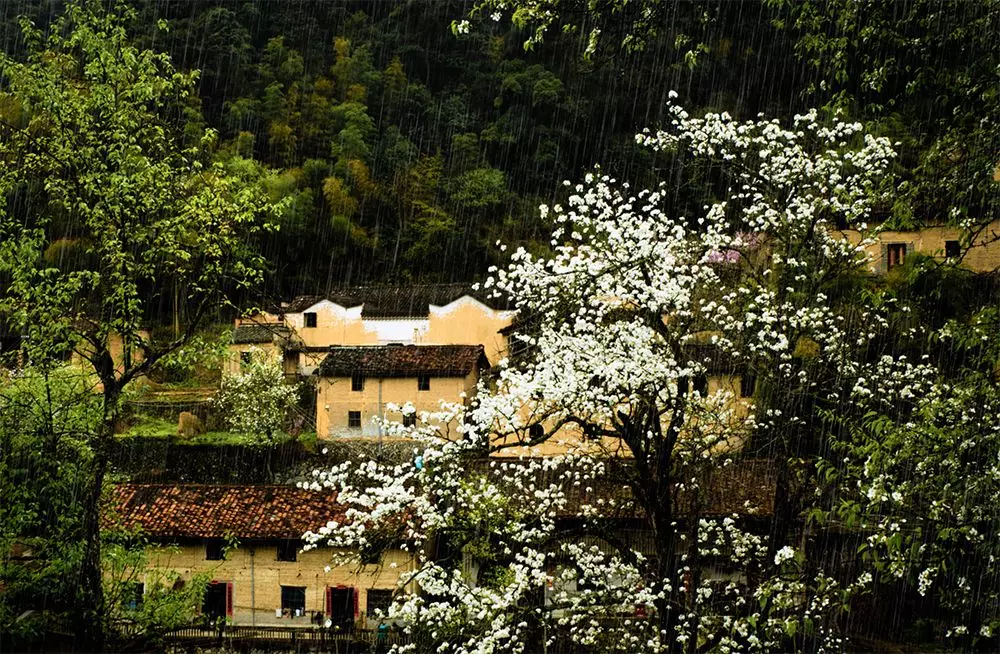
[75,373,121,651]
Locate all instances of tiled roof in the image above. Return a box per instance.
[110,484,343,539]
[231,324,290,345]
[316,345,487,378]
[279,284,513,317]
[482,458,776,519]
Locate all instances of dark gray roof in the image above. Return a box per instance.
[279,284,513,317]
[316,345,488,378]
[232,324,290,345]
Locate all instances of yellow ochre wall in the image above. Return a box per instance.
[71,330,150,375]
[491,373,753,457]
[286,297,513,366]
[837,221,1000,273]
[143,542,416,628]
[316,370,479,440]
[427,299,512,366]
[223,342,283,376]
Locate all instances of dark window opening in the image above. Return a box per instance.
[205,539,224,561]
[403,413,417,428]
[945,240,961,259]
[367,589,392,618]
[417,374,431,391]
[529,424,544,441]
[351,373,365,392]
[692,375,708,396]
[304,312,317,328]
[740,373,756,398]
[276,539,299,562]
[240,351,252,368]
[886,243,907,270]
[203,582,230,618]
[281,585,306,613]
[348,411,362,428]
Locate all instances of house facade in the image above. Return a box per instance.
[314,344,487,440]
[836,219,1000,273]
[226,285,516,379]
[225,285,514,440]
[111,484,417,629]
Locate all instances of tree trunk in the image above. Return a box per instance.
[76,431,109,650]
[75,379,120,651]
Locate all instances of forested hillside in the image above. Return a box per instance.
[3,0,995,301]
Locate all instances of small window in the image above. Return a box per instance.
[205,539,224,561]
[348,411,362,428]
[351,373,365,392]
[417,374,430,391]
[528,424,544,441]
[740,373,756,398]
[692,375,708,396]
[945,240,961,259]
[276,540,299,562]
[240,351,252,367]
[403,413,417,428]
[367,588,393,618]
[304,312,317,328]
[281,585,306,613]
[886,243,907,270]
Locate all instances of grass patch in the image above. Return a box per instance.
[120,415,315,448]
[121,417,176,439]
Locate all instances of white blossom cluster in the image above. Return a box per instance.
[213,347,299,439]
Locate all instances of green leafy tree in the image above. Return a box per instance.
[771,0,1000,237]
[0,1,281,647]
[101,532,210,650]
[448,166,508,209]
[0,367,98,643]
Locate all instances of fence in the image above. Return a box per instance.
[165,625,408,652]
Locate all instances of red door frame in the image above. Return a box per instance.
[325,585,358,618]
[208,579,234,618]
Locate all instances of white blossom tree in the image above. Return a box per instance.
[214,349,299,440]
[300,102,970,652]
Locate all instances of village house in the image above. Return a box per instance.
[226,284,516,378]
[314,344,488,440]
[111,484,417,629]
[453,458,778,607]
[226,285,515,442]
[837,218,1000,273]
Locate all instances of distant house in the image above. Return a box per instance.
[228,323,297,376]
[836,219,1000,273]
[111,484,417,628]
[226,284,516,378]
[314,344,488,440]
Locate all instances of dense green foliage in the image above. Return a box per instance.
[0,1,280,647]
[0,368,206,649]
[0,368,97,642]
[0,0,993,300]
